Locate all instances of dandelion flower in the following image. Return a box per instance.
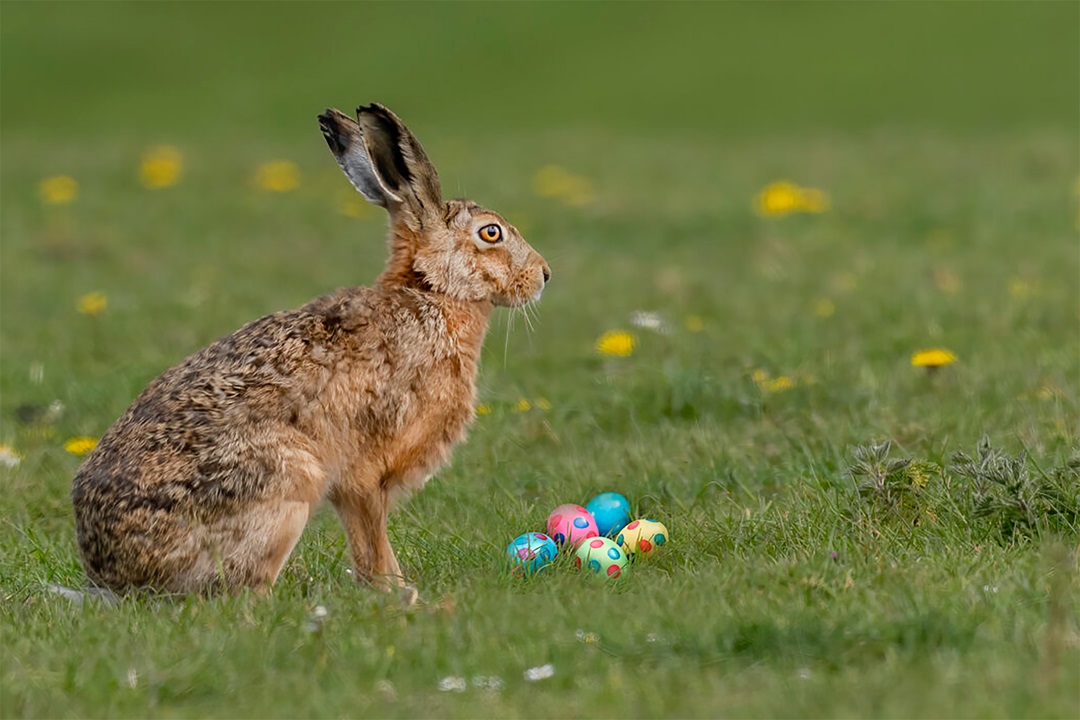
[254,161,300,192]
[575,629,600,644]
[139,145,183,189]
[64,436,98,456]
[813,298,835,318]
[755,181,802,216]
[534,397,552,411]
[513,398,532,413]
[595,330,636,357]
[752,369,795,393]
[0,445,23,468]
[755,181,829,216]
[39,175,78,205]
[1008,278,1033,299]
[911,348,957,369]
[77,291,107,316]
[476,403,493,416]
[685,315,705,332]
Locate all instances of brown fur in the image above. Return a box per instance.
[71,104,549,597]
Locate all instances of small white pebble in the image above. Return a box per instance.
[375,679,397,701]
[312,605,328,618]
[797,668,812,681]
[438,676,467,693]
[630,310,668,333]
[524,664,555,682]
[646,633,662,643]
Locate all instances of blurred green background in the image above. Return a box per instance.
[2,3,1078,719]
[3,2,1076,143]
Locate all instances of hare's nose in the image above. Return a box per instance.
[542,265,551,284]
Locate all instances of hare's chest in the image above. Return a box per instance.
[380,376,476,501]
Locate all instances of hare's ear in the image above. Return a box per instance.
[318,107,402,207]
[355,103,443,218]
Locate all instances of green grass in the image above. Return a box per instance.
[2,3,1078,718]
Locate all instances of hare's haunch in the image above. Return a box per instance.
[72,104,550,596]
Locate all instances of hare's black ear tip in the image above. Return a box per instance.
[356,103,393,120]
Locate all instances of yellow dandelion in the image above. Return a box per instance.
[513,398,532,413]
[64,436,98,456]
[139,145,183,189]
[39,175,78,205]
[532,165,594,207]
[754,181,802,217]
[0,445,23,468]
[765,376,795,392]
[77,291,107,316]
[753,369,795,393]
[254,161,300,192]
[1008,277,1033,299]
[476,404,493,416]
[685,315,705,332]
[755,181,829,216]
[1035,386,1058,400]
[813,298,836,318]
[911,348,957,369]
[595,330,636,357]
[535,397,552,411]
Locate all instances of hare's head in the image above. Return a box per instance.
[319,104,550,307]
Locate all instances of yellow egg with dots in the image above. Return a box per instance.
[615,518,669,561]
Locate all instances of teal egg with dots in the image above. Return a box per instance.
[574,537,628,580]
[585,492,632,536]
[505,532,558,577]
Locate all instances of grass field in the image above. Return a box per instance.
[2,3,1078,718]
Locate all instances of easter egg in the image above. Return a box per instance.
[505,532,558,576]
[574,537,628,579]
[585,492,632,536]
[546,504,599,548]
[615,518,669,561]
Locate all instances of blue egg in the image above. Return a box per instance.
[505,532,559,577]
[585,492,632,536]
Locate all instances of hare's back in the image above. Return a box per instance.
[72,302,352,511]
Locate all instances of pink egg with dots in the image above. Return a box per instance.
[546,503,599,548]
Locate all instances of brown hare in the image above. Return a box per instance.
[71,103,550,599]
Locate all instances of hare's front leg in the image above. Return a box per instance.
[329,485,415,602]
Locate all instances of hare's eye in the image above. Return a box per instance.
[478,224,503,244]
